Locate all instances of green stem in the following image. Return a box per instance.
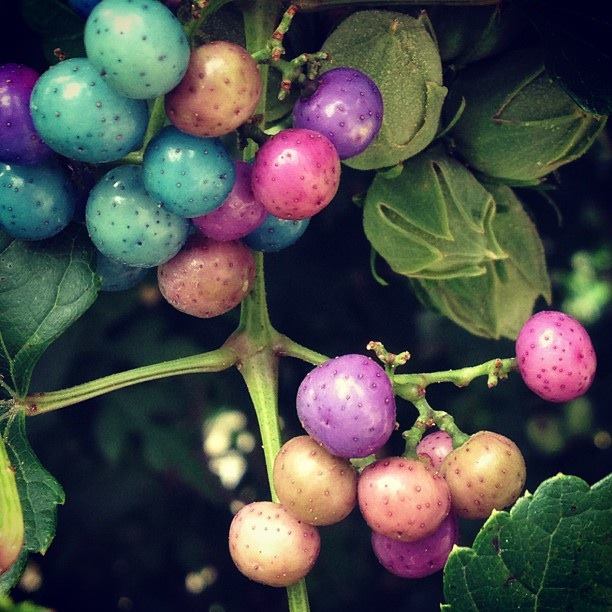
[122,95,167,164]
[184,0,233,44]
[16,347,237,416]
[394,357,517,401]
[276,336,329,366]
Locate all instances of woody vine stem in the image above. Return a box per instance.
[0,3,520,611]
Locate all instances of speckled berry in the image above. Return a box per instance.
[228,501,320,587]
[85,164,188,267]
[251,128,341,220]
[244,214,309,252]
[0,162,76,240]
[96,251,147,291]
[193,161,266,241]
[293,67,383,159]
[371,512,458,578]
[358,457,451,542]
[157,235,256,318]
[440,431,526,520]
[296,354,396,458]
[0,64,53,165]
[142,126,235,218]
[417,431,453,471]
[165,41,262,137]
[273,435,358,526]
[30,58,148,163]
[85,0,189,99]
[515,310,596,402]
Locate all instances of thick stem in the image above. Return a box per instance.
[275,336,329,366]
[16,347,237,416]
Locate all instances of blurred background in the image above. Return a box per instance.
[2,2,611,611]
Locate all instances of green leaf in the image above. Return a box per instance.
[411,185,551,339]
[21,0,85,64]
[0,226,99,396]
[443,473,612,611]
[2,414,64,555]
[321,10,447,170]
[364,147,506,280]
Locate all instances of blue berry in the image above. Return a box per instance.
[143,126,235,218]
[85,164,189,267]
[85,0,190,99]
[0,162,76,240]
[30,58,148,163]
[96,251,147,291]
[244,214,310,252]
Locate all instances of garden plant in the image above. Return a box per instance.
[0,0,611,610]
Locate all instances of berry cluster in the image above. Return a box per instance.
[230,308,597,587]
[0,0,383,317]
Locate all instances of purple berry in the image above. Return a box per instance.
[371,513,458,578]
[293,67,383,159]
[193,161,266,241]
[416,431,453,470]
[296,354,396,458]
[515,310,597,402]
[251,128,341,220]
[0,64,53,165]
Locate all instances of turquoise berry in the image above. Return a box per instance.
[96,251,148,291]
[85,164,189,267]
[143,126,235,218]
[30,58,148,163]
[0,161,76,240]
[244,214,310,252]
[85,0,189,99]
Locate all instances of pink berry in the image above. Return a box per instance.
[515,310,596,402]
[157,236,256,318]
[358,457,451,542]
[228,501,320,587]
[251,128,341,220]
[416,431,453,470]
[193,161,267,241]
[371,512,458,579]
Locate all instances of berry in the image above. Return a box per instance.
[30,58,148,163]
[251,128,341,220]
[273,435,358,526]
[193,161,267,241]
[96,252,147,292]
[515,310,597,402]
[244,214,310,252]
[143,126,235,218]
[292,67,383,159]
[358,457,451,541]
[0,438,24,575]
[157,236,256,318]
[417,431,453,471]
[84,0,189,99]
[166,41,262,137]
[85,164,189,267]
[440,431,526,519]
[0,64,53,165]
[0,162,76,240]
[371,512,458,579]
[296,354,396,458]
[228,501,320,587]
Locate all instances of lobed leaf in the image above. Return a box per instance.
[443,473,612,611]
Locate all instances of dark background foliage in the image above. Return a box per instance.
[2,2,611,611]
